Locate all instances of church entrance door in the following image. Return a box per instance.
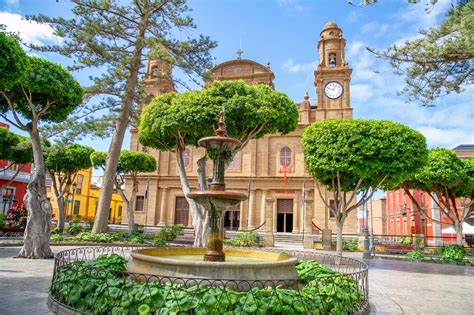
[277,199,293,233]
[174,197,189,226]
[224,204,240,230]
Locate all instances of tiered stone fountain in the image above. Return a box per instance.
[128,111,297,282]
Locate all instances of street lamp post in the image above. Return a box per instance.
[363,198,372,259]
[69,182,77,223]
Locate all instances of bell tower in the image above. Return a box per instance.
[142,59,175,110]
[314,22,352,120]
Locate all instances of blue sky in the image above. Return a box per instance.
[1,0,473,165]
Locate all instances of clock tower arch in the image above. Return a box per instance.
[314,21,352,120]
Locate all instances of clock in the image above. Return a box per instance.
[324,81,343,99]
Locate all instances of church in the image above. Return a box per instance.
[125,22,358,244]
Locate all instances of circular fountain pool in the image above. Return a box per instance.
[127,247,298,282]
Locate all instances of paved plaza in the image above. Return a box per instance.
[0,246,473,314]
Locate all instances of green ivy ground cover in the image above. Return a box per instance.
[51,254,363,314]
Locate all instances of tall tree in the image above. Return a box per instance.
[396,149,473,245]
[44,143,95,233]
[0,32,83,258]
[139,80,299,246]
[28,0,216,233]
[302,119,427,261]
[91,150,156,232]
[367,0,473,106]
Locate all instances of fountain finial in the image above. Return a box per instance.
[215,110,227,137]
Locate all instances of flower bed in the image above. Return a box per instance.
[49,247,369,314]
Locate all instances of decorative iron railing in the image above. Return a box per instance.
[49,246,369,314]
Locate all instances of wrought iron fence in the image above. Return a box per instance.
[49,246,369,314]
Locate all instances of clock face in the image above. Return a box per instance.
[324,81,343,99]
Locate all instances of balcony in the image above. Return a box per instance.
[0,170,32,183]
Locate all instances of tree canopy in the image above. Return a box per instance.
[367,1,473,106]
[0,57,83,123]
[91,151,157,175]
[45,143,95,175]
[302,119,428,192]
[138,80,299,151]
[0,27,28,91]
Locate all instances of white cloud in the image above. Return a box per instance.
[351,84,373,103]
[0,12,61,46]
[416,126,473,149]
[282,58,317,74]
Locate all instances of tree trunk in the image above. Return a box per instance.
[127,177,138,233]
[175,148,206,247]
[17,127,53,259]
[455,224,463,245]
[57,197,65,232]
[335,217,345,265]
[92,28,145,234]
[196,156,209,246]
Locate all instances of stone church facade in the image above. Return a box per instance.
[125,22,358,241]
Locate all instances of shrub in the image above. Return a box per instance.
[0,212,5,228]
[224,231,259,247]
[441,244,465,261]
[405,250,424,260]
[51,227,62,235]
[343,237,359,251]
[50,234,65,243]
[65,219,82,235]
[158,224,184,241]
[152,236,166,246]
[399,235,411,246]
[5,204,27,228]
[73,231,114,243]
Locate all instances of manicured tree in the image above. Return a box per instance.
[139,80,299,246]
[29,0,216,233]
[302,119,427,260]
[0,32,83,258]
[44,143,95,233]
[397,149,473,245]
[91,151,156,232]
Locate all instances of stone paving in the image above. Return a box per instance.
[0,245,473,314]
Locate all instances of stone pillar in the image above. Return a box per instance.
[293,196,300,234]
[303,198,314,249]
[322,228,332,251]
[158,188,168,226]
[260,190,267,226]
[247,190,256,229]
[263,196,274,247]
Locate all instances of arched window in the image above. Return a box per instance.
[328,53,336,67]
[151,66,158,77]
[182,149,191,167]
[280,147,292,167]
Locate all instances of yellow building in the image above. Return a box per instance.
[48,168,124,224]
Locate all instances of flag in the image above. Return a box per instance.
[144,177,150,199]
[283,165,287,187]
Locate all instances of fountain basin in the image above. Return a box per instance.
[128,247,298,284]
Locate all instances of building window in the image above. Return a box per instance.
[280,147,292,167]
[227,153,240,169]
[329,199,336,218]
[151,66,158,77]
[73,200,80,215]
[76,174,84,194]
[136,196,144,211]
[182,149,191,167]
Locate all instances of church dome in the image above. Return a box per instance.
[321,21,341,34]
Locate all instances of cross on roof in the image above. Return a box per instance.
[236,48,243,59]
